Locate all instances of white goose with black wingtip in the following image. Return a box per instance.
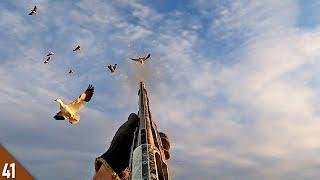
[107,64,117,73]
[46,51,54,56]
[73,45,81,52]
[54,85,94,124]
[43,56,51,64]
[130,53,151,64]
[29,6,37,15]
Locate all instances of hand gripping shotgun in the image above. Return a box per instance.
[129,82,170,180]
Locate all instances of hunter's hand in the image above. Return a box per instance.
[159,131,171,160]
[95,113,139,175]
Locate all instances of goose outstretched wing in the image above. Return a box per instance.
[130,57,140,61]
[144,53,151,60]
[54,111,65,120]
[68,84,94,112]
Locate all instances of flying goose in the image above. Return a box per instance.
[130,53,151,64]
[68,69,74,74]
[106,64,117,73]
[73,45,81,52]
[28,6,37,15]
[46,51,54,56]
[43,56,51,64]
[54,85,94,124]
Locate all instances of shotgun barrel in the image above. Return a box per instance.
[129,82,170,180]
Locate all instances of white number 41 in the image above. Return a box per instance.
[2,163,15,179]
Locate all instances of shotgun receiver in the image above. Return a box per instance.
[129,82,170,180]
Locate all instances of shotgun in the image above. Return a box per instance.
[129,82,170,180]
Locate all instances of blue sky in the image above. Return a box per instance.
[1,0,320,179]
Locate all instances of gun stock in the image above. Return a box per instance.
[129,82,170,180]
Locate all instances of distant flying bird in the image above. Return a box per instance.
[54,84,94,124]
[106,64,117,73]
[28,6,37,15]
[130,53,151,64]
[46,51,54,56]
[73,45,81,52]
[68,69,74,74]
[43,56,51,64]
